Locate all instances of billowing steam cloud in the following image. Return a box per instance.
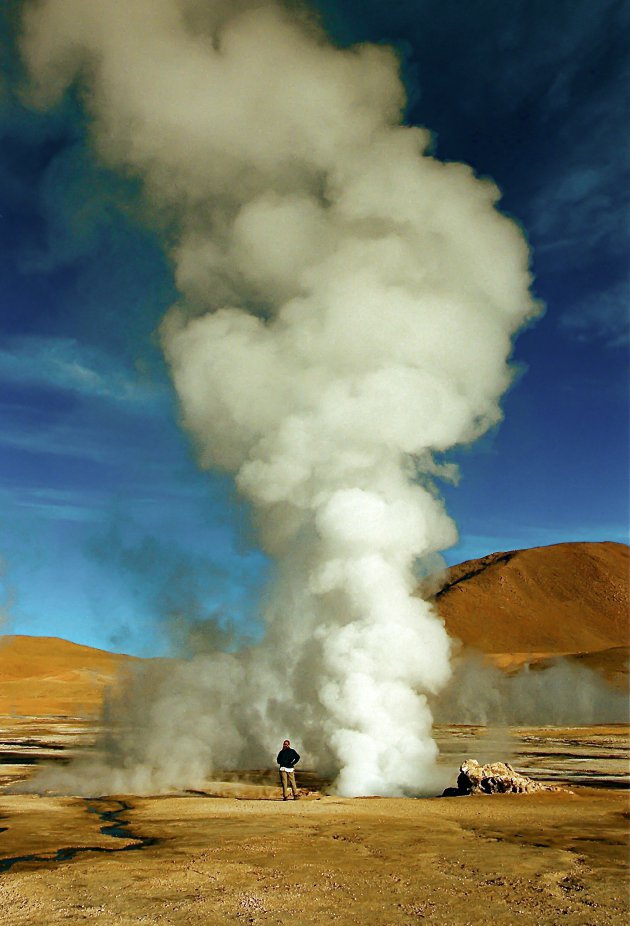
[21,0,538,795]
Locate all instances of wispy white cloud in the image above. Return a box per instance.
[521,5,629,262]
[0,413,131,462]
[529,142,628,263]
[1,486,102,522]
[560,273,630,348]
[0,335,166,404]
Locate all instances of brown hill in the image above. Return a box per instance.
[0,635,137,717]
[433,540,629,678]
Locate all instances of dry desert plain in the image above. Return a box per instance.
[0,719,628,926]
[0,541,628,925]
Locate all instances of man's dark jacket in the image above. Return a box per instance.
[276,747,300,768]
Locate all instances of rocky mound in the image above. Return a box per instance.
[433,541,629,678]
[443,759,563,796]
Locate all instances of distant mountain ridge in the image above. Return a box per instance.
[0,541,628,716]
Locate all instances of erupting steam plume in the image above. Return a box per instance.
[21,0,537,795]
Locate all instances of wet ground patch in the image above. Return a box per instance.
[0,799,156,874]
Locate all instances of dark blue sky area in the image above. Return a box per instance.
[0,1,628,654]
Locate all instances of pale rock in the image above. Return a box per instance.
[443,758,563,796]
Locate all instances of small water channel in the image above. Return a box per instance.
[0,799,156,874]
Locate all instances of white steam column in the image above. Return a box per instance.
[22,0,537,795]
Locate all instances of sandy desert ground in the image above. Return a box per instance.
[0,718,628,926]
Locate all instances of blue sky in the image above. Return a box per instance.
[1,0,628,655]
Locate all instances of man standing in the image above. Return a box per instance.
[276,739,300,800]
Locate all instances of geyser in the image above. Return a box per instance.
[21,0,537,795]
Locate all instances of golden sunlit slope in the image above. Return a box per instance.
[0,635,137,717]
[433,540,629,678]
